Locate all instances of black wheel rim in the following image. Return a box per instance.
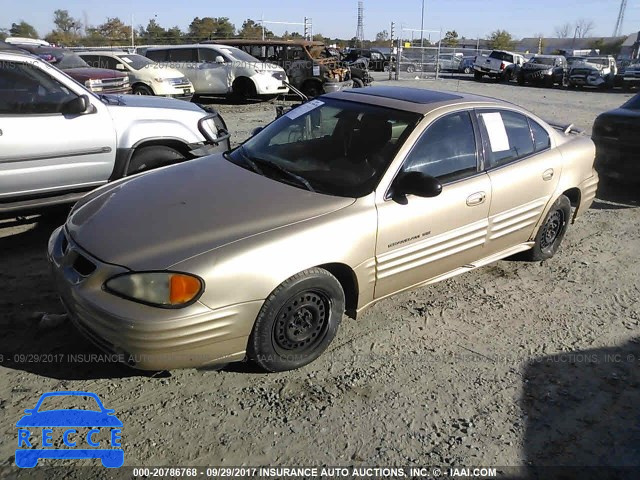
[540,209,565,250]
[272,291,331,356]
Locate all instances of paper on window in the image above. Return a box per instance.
[121,57,133,64]
[285,99,324,120]
[480,112,510,152]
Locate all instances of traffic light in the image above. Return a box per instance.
[390,22,395,42]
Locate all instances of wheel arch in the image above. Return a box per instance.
[110,139,192,179]
[316,262,359,319]
[131,81,154,94]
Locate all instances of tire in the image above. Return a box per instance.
[232,77,257,101]
[352,77,365,88]
[133,84,154,95]
[501,70,513,82]
[247,267,345,372]
[474,71,482,81]
[545,76,554,88]
[127,145,186,175]
[406,65,415,73]
[525,195,571,261]
[464,67,472,74]
[517,75,525,86]
[302,81,322,98]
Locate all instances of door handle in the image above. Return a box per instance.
[466,192,486,206]
[542,168,554,181]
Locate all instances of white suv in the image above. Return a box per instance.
[78,51,194,99]
[144,44,289,100]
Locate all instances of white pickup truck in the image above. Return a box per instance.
[0,49,230,216]
[474,50,525,82]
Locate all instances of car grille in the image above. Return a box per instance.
[272,71,286,81]
[89,77,130,93]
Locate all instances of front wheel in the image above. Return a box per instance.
[406,65,415,73]
[127,145,186,175]
[474,71,482,81]
[133,84,154,95]
[248,268,345,372]
[525,195,571,261]
[352,77,365,88]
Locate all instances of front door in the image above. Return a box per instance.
[0,59,115,200]
[375,110,492,299]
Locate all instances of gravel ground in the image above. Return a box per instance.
[1,76,638,477]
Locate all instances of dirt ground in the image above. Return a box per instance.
[1,75,639,477]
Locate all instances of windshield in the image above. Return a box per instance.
[118,54,155,70]
[54,51,90,69]
[530,57,555,65]
[584,58,609,66]
[226,98,421,197]
[217,46,259,63]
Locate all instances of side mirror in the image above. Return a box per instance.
[215,55,225,64]
[62,95,91,115]
[251,126,264,136]
[115,63,125,70]
[393,171,442,198]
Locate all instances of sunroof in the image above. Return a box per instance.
[347,86,462,104]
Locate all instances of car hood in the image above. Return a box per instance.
[102,94,204,112]
[67,156,355,270]
[16,411,123,427]
[597,108,640,121]
[139,65,188,80]
[64,67,128,81]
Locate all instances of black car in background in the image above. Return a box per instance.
[592,93,640,183]
[343,48,389,71]
[518,55,568,88]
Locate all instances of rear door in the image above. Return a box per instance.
[0,58,116,200]
[476,109,562,254]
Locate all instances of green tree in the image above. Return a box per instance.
[188,17,235,41]
[84,17,131,46]
[53,9,82,34]
[0,29,8,41]
[9,20,38,38]
[238,19,273,39]
[374,30,389,43]
[138,18,166,44]
[443,30,459,47]
[488,29,515,50]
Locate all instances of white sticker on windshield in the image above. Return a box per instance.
[121,57,133,64]
[480,112,510,152]
[285,99,324,120]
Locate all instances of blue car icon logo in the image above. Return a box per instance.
[16,391,123,468]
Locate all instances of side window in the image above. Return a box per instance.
[100,56,120,70]
[477,110,535,168]
[0,61,77,115]
[529,118,551,152]
[198,48,220,63]
[402,111,478,183]
[146,49,167,62]
[81,55,100,67]
[168,48,197,62]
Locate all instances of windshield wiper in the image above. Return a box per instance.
[225,149,264,175]
[250,157,315,193]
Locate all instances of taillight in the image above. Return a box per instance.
[500,62,506,70]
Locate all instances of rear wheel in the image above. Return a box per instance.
[525,195,571,261]
[474,71,482,81]
[406,64,415,73]
[248,268,345,372]
[127,145,186,175]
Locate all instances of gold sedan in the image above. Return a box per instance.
[48,87,598,372]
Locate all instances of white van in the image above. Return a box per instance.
[78,51,194,99]
[144,44,289,100]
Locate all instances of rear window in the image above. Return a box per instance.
[489,51,513,63]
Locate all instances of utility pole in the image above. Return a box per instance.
[420,0,425,75]
[389,22,395,80]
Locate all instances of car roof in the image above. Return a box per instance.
[325,86,512,115]
[146,44,238,50]
[77,50,135,56]
[204,39,323,47]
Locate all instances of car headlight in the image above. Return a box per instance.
[105,272,203,308]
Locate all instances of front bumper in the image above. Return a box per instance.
[48,226,263,370]
[569,75,604,87]
[323,80,353,93]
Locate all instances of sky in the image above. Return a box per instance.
[1,0,638,41]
